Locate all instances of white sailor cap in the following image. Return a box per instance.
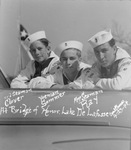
[25,31,47,48]
[55,40,83,56]
[88,29,113,49]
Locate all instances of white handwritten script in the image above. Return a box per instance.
[74,90,102,109]
[0,89,33,117]
[38,90,65,107]
[39,90,65,116]
[74,90,130,118]
[4,89,32,107]
[0,90,130,118]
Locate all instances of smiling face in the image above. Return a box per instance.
[94,42,117,67]
[60,48,81,73]
[30,40,50,63]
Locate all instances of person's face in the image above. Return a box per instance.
[30,40,50,63]
[60,49,81,72]
[94,42,116,67]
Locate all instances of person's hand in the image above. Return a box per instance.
[28,77,52,89]
[83,64,100,84]
[85,73,100,85]
[68,82,82,89]
[82,80,95,89]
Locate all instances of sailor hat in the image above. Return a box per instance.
[88,29,113,49]
[25,31,46,48]
[56,40,83,56]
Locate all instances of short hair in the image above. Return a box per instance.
[75,49,82,58]
[39,38,50,47]
[108,38,116,47]
[60,48,81,58]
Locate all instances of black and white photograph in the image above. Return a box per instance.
[0,0,131,149]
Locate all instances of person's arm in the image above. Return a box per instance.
[95,58,131,90]
[11,74,29,88]
[11,61,33,88]
[28,75,54,89]
[77,65,99,89]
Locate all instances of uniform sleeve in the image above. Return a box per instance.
[96,58,131,90]
[11,61,34,88]
[81,63,100,84]
[47,60,61,75]
[49,68,64,87]
[28,75,55,89]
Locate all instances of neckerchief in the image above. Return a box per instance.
[63,69,83,85]
[33,57,54,78]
